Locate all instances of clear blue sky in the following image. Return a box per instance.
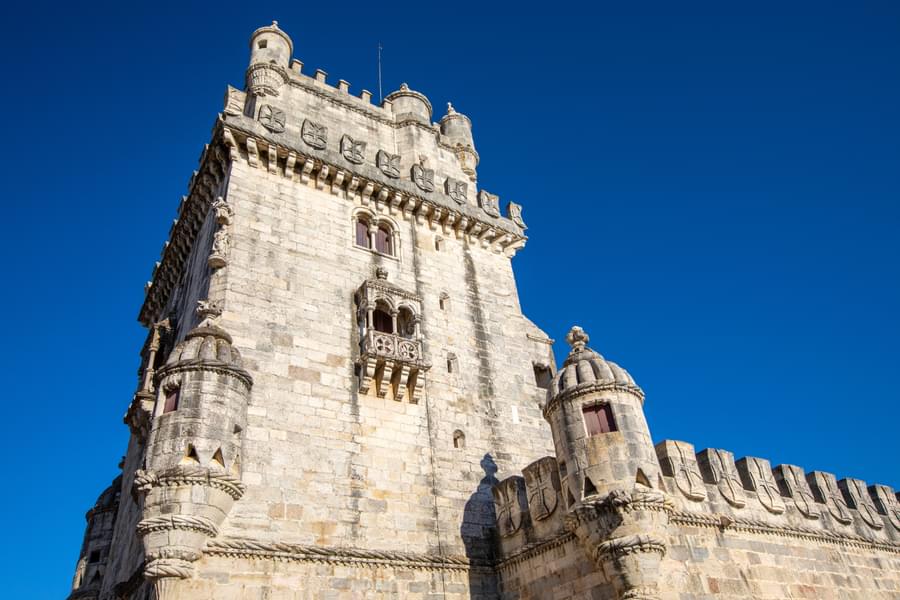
[1,2,898,597]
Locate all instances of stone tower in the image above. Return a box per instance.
[69,22,900,600]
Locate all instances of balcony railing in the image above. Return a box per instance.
[358,330,427,401]
[361,330,423,362]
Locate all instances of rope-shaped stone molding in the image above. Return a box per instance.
[496,532,576,572]
[204,538,489,572]
[137,514,219,538]
[670,510,900,553]
[134,466,245,500]
[597,533,667,559]
[143,558,195,580]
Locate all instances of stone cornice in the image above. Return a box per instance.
[204,537,493,572]
[543,381,645,419]
[220,114,524,243]
[155,359,253,390]
[670,510,900,554]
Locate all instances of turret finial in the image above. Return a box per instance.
[566,326,589,351]
[447,102,456,114]
[272,20,279,27]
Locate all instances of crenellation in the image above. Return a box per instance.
[73,21,900,600]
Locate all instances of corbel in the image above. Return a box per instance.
[375,187,389,212]
[245,137,260,168]
[222,127,239,160]
[347,175,361,197]
[389,191,403,215]
[441,211,457,236]
[393,364,411,402]
[414,201,432,226]
[429,206,443,231]
[377,362,394,398]
[285,152,297,181]
[300,158,315,184]
[332,169,346,194]
[361,181,375,204]
[267,144,278,175]
[316,164,331,191]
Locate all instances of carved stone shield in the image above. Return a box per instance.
[736,457,785,514]
[301,119,327,149]
[807,471,852,524]
[258,104,285,133]
[507,202,525,228]
[871,484,900,531]
[340,134,366,164]
[376,150,400,178]
[492,476,526,537]
[411,164,435,192]
[773,464,818,519]
[522,457,560,521]
[839,478,882,529]
[478,190,500,217]
[697,448,745,508]
[656,440,706,502]
[445,178,467,204]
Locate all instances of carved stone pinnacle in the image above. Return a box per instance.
[566,326,589,351]
[197,299,223,320]
[375,267,388,280]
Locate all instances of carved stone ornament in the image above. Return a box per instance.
[807,471,853,524]
[522,457,561,521]
[493,476,527,537]
[223,86,245,116]
[445,178,467,204]
[258,104,285,133]
[773,464,819,519]
[696,448,745,508]
[411,164,435,192]
[301,119,327,149]
[211,197,233,226]
[209,226,230,270]
[736,457,785,514]
[839,478,883,529]
[656,440,706,502]
[507,201,526,228]
[340,134,366,164]
[478,190,500,217]
[376,150,400,178]
[871,484,900,531]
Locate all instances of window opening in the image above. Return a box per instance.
[453,430,466,448]
[356,219,370,248]
[375,226,393,255]
[163,387,179,414]
[583,404,616,435]
[372,309,393,334]
[533,363,552,389]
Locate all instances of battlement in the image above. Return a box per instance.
[493,441,900,564]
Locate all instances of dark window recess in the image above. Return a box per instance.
[258,39,267,49]
[372,309,393,333]
[89,550,101,563]
[375,226,393,255]
[533,364,552,389]
[356,220,370,248]
[583,404,616,435]
[163,388,180,414]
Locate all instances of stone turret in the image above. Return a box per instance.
[246,21,292,96]
[133,301,252,591]
[385,83,432,124]
[440,103,479,181]
[545,326,672,600]
[68,476,121,600]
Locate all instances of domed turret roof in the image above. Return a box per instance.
[163,302,244,369]
[548,326,642,402]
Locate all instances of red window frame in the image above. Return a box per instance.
[375,226,393,255]
[583,404,616,435]
[163,388,180,414]
[356,220,370,248]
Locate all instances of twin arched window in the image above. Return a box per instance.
[355,217,395,256]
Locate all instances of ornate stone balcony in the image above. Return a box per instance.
[358,330,428,402]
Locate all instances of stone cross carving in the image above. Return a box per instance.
[839,478,883,530]
[301,119,327,149]
[478,190,500,217]
[522,457,561,521]
[492,476,527,537]
[870,484,900,531]
[807,471,853,524]
[506,202,525,228]
[696,448,745,508]
[736,457,785,514]
[411,164,435,192]
[258,104,285,133]
[773,465,819,519]
[656,440,706,501]
[376,150,400,178]
[340,134,366,164]
[445,178,467,204]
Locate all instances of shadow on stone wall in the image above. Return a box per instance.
[462,454,500,599]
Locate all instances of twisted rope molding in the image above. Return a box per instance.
[496,531,575,572]
[134,466,245,500]
[137,514,219,538]
[597,534,667,559]
[143,558,195,580]
[671,510,900,553]
[205,537,492,572]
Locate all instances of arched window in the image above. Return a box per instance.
[397,307,416,338]
[453,430,466,449]
[375,225,393,256]
[355,218,371,249]
[372,309,393,333]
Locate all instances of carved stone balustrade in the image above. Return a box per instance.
[358,330,428,402]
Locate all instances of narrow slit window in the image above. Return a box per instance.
[583,404,616,435]
[533,363,552,389]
